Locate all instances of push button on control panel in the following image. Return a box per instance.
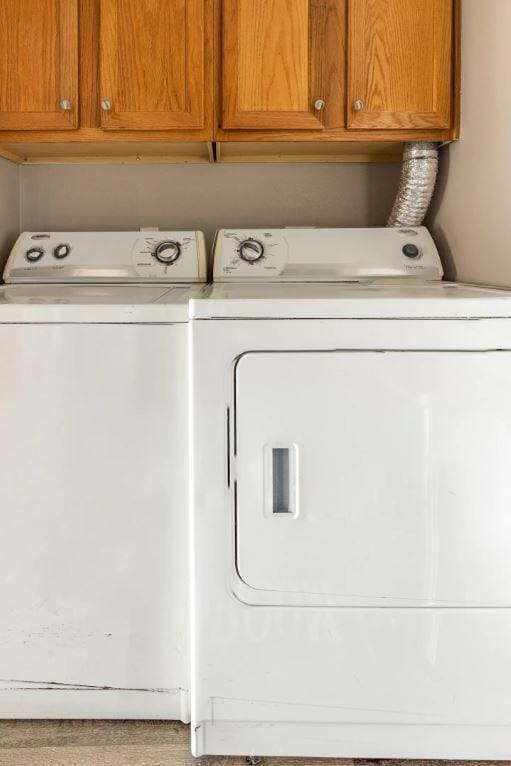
[402,243,421,259]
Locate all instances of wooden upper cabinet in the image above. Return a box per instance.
[222,0,346,130]
[0,0,78,130]
[348,0,453,130]
[99,0,207,130]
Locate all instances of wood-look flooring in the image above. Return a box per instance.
[0,721,508,766]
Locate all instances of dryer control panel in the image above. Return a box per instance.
[4,230,208,284]
[213,227,443,282]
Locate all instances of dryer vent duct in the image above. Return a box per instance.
[388,142,440,227]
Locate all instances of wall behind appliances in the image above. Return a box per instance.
[0,158,20,270]
[430,0,511,286]
[19,162,401,247]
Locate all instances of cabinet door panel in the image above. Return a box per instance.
[0,0,78,130]
[223,0,345,130]
[100,0,206,130]
[348,0,452,130]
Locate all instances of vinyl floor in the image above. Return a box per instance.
[0,721,508,766]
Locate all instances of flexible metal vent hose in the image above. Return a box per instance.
[388,142,440,227]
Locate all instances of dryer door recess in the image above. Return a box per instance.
[234,351,511,608]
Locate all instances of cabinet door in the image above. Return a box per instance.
[222,0,345,130]
[100,0,206,130]
[0,0,78,130]
[348,0,453,130]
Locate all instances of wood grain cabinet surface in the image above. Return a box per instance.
[0,0,459,162]
[0,0,214,159]
[0,0,79,131]
[347,0,453,130]
[219,0,459,143]
[222,0,346,131]
[100,0,207,130]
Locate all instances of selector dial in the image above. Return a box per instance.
[53,243,71,259]
[154,240,181,264]
[26,247,45,262]
[239,238,265,263]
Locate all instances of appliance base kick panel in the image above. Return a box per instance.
[194,721,511,760]
[0,685,189,722]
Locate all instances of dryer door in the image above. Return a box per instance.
[235,351,511,607]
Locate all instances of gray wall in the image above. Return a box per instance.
[430,0,511,286]
[19,162,401,248]
[0,158,20,270]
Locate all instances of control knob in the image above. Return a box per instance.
[239,238,265,263]
[53,243,71,259]
[154,240,181,264]
[402,243,421,259]
[26,248,44,262]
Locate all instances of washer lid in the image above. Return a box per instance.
[0,284,209,323]
[190,281,511,319]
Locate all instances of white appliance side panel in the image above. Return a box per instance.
[190,318,511,758]
[235,351,511,607]
[0,324,189,720]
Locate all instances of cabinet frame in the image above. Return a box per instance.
[215,0,460,144]
[0,0,460,161]
[0,0,214,145]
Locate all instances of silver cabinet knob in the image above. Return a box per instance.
[353,99,365,111]
[59,100,72,111]
[314,99,325,111]
[101,100,112,111]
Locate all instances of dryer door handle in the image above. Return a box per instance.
[264,444,299,518]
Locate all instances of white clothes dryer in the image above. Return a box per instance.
[190,227,511,759]
[0,230,207,720]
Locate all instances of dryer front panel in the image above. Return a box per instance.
[234,350,511,608]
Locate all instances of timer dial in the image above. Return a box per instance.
[154,240,181,264]
[239,238,265,263]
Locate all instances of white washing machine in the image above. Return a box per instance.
[0,230,207,720]
[190,227,511,759]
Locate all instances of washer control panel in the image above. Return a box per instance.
[4,230,207,284]
[213,227,444,282]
